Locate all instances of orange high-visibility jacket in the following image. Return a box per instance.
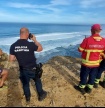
[78,34,105,67]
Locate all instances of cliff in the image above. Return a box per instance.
[0,51,105,107]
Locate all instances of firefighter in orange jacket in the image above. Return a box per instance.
[77,24,105,94]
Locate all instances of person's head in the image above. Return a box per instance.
[20,27,29,39]
[91,24,102,35]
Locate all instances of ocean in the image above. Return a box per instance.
[0,22,105,63]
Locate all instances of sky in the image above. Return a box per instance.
[0,0,105,24]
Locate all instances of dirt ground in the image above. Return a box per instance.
[0,56,105,107]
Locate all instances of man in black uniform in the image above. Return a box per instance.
[9,27,47,103]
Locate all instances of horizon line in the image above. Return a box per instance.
[0,21,104,25]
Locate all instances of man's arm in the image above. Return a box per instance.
[0,49,3,56]
[78,38,87,52]
[31,34,43,52]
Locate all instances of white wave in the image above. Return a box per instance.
[0,37,19,45]
[35,32,88,42]
[0,32,87,45]
[0,31,90,54]
[36,32,80,37]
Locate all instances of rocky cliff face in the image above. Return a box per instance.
[0,51,105,107]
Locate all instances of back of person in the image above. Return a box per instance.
[79,33,105,67]
[9,27,47,104]
[10,39,37,68]
[76,24,105,95]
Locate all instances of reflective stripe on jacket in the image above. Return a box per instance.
[78,34,105,67]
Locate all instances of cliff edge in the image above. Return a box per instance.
[0,52,105,107]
